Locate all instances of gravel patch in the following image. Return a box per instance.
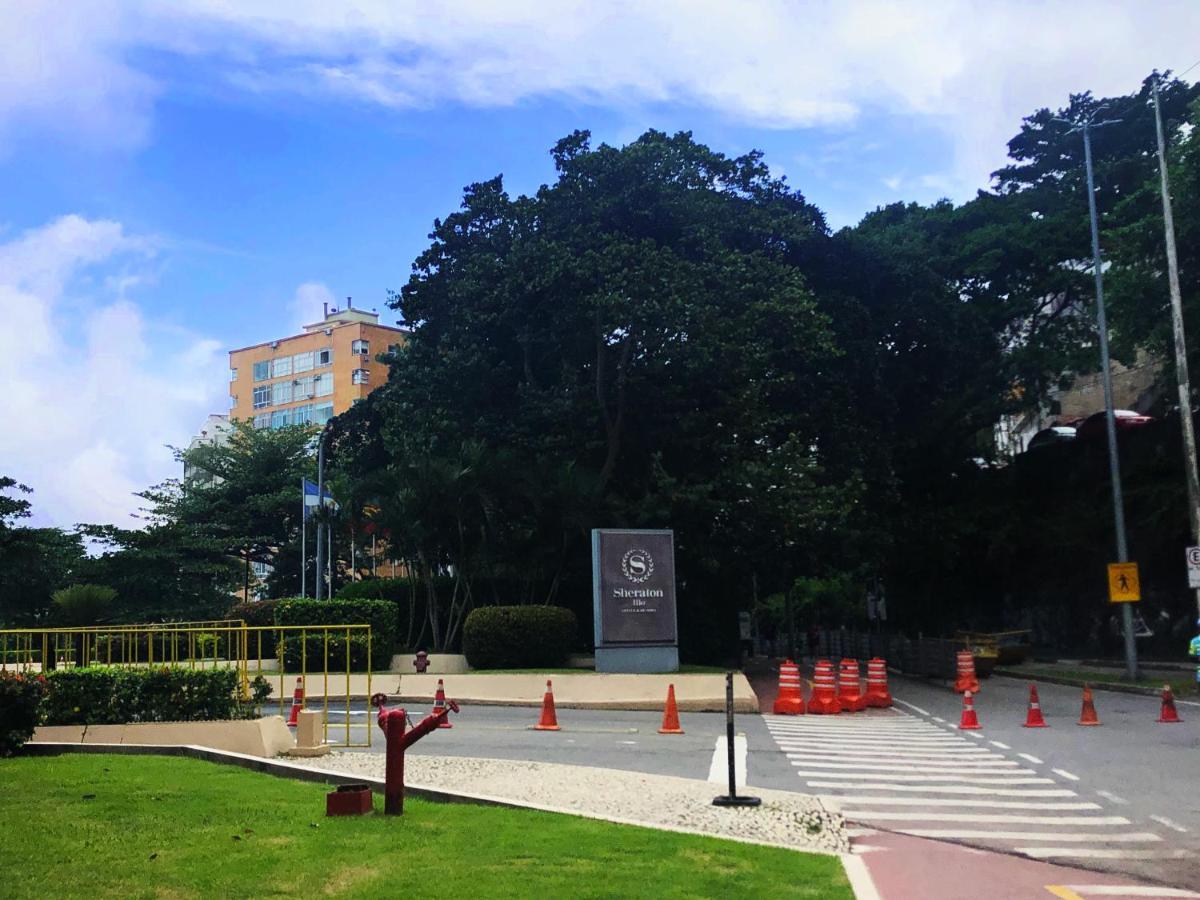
[293,751,848,854]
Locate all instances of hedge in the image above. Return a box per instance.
[226,599,280,628]
[462,606,578,669]
[274,598,398,672]
[40,666,264,725]
[0,671,47,755]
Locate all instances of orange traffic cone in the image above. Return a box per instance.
[286,676,304,727]
[806,660,842,714]
[958,690,981,730]
[534,679,561,731]
[1158,685,1183,723]
[1023,683,1048,728]
[658,684,684,734]
[1078,684,1100,726]
[433,678,452,728]
[863,658,893,708]
[772,659,806,715]
[838,659,867,712]
[954,650,980,694]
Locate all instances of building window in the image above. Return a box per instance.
[317,347,333,367]
[253,414,270,429]
[273,380,293,404]
[272,356,292,378]
[253,360,270,381]
[352,339,370,355]
[293,404,313,425]
[252,385,272,409]
[294,376,314,400]
[387,343,400,355]
[270,408,292,429]
[315,373,333,397]
[294,351,314,373]
[351,368,369,385]
[313,402,334,425]
[228,394,237,409]
[229,368,238,382]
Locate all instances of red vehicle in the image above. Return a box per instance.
[1075,409,1154,440]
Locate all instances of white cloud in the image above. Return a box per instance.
[0,216,227,529]
[289,281,335,333]
[4,3,1198,192]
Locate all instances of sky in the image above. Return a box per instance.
[1,1,1198,530]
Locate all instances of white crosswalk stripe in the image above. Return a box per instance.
[765,709,1194,864]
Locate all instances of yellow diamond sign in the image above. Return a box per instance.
[1107,562,1140,603]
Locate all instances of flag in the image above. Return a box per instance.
[302,479,337,518]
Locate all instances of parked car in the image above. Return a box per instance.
[1026,426,1077,450]
[1076,409,1154,440]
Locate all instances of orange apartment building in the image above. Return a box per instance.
[228,301,405,429]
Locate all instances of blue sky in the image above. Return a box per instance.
[1,1,1197,529]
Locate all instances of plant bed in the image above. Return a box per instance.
[0,754,851,899]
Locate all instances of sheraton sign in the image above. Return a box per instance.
[591,529,678,672]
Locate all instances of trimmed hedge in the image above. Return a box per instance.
[41,666,262,725]
[0,671,47,755]
[462,606,578,669]
[226,599,280,628]
[274,598,398,672]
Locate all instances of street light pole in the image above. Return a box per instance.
[1080,115,1139,680]
[315,427,327,601]
[1152,77,1200,622]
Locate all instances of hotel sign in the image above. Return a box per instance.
[592,529,677,645]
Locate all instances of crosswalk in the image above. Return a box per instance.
[764,710,1192,864]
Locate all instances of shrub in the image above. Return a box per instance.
[0,672,47,755]
[41,667,261,725]
[274,598,398,672]
[462,605,578,669]
[51,584,116,626]
[226,599,280,628]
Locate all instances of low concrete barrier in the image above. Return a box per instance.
[30,716,294,758]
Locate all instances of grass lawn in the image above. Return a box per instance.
[0,754,850,899]
[1002,665,1197,697]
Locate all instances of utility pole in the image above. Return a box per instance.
[314,428,327,601]
[1077,111,1139,680]
[1153,77,1200,622]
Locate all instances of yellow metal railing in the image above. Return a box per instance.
[0,621,372,748]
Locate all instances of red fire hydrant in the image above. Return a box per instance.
[371,691,458,814]
[413,650,430,673]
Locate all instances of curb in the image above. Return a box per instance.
[991,668,1192,698]
[20,742,843,858]
[278,694,759,713]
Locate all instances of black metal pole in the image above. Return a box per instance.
[712,671,760,807]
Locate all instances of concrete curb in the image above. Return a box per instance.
[20,742,842,858]
[992,668,1190,698]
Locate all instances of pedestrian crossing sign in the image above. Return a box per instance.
[1107,562,1140,603]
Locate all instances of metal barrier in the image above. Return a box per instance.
[0,621,373,748]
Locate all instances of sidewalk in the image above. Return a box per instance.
[271,671,760,713]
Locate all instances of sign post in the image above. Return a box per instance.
[592,529,679,673]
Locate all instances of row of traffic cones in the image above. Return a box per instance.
[772,658,894,716]
[957,682,1184,729]
[532,679,686,734]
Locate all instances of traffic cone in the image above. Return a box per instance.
[958,690,981,730]
[806,660,842,714]
[954,650,980,694]
[286,676,304,727]
[432,678,452,728]
[863,658,893,708]
[838,659,867,712]
[534,679,561,731]
[1023,683,1048,728]
[1158,685,1183,723]
[658,684,684,734]
[772,659,806,715]
[1078,684,1100,726]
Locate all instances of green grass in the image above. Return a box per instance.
[0,754,850,899]
[1002,665,1197,697]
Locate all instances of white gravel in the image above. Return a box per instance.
[293,752,848,854]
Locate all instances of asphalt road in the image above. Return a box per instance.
[305,671,1200,889]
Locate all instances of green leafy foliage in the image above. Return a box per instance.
[0,671,47,755]
[274,598,398,671]
[462,605,578,669]
[40,667,261,725]
[51,584,117,626]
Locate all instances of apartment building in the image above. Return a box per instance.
[228,301,405,429]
